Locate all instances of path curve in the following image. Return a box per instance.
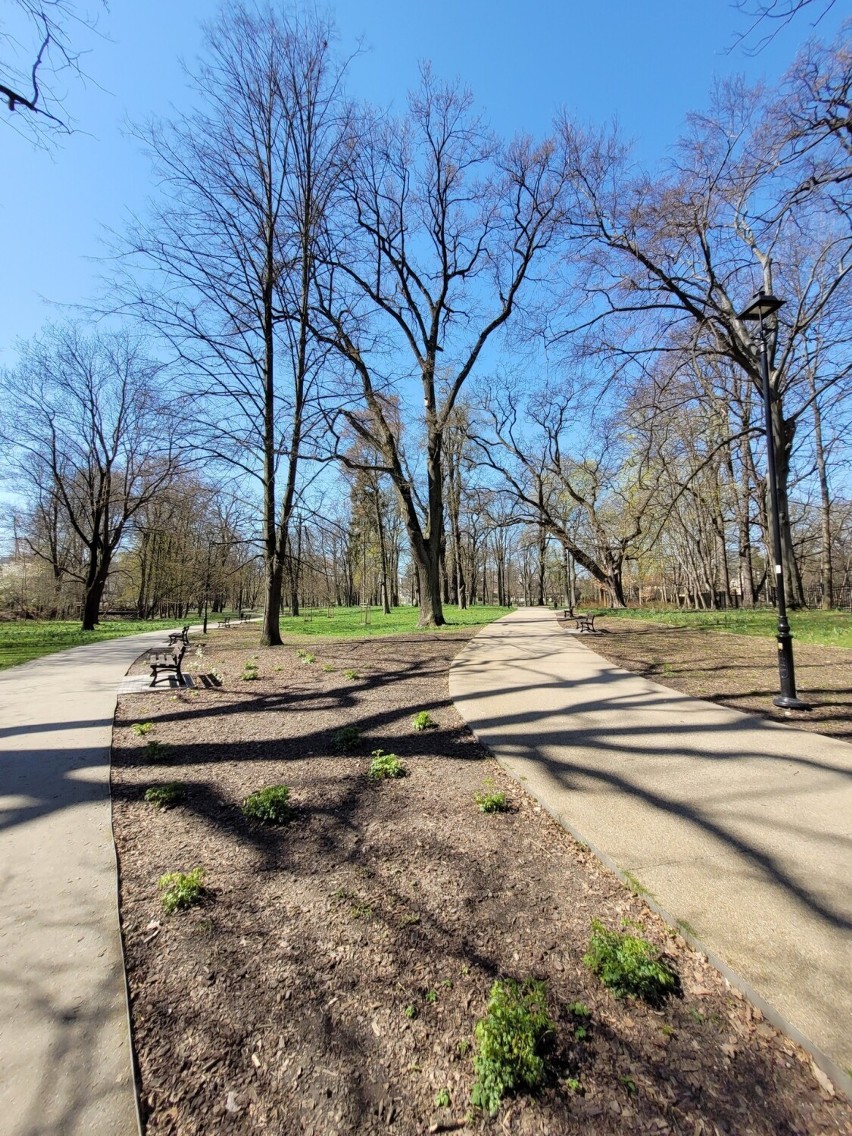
[449,607,852,1094]
[0,628,180,1136]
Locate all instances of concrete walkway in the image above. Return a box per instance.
[0,629,179,1136]
[450,607,852,1092]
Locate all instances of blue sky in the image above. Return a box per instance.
[0,0,845,366]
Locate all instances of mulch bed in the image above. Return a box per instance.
[581,617,852,740]
[111,626,852,1135]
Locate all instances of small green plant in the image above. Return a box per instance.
[334,726,362,751]
[564,1077,582,1094]
[620,1075,637,1094]
[144,782,185,809]
[297,650,316,664]
[344,668,359,680]
[368,749,406,780]
[411,710,434,731]
[457,1039,471,1056]
[145,739,172,761]
[241,660,259,681]
[242,785,292,824]
[583,919,678,1004]
[623,870,651,898]
[322,663,336,672]
[404,1004,418,1020]
[350,901,374,919]
[399,913,420,926]
[441,979,453,989]
[131,721,154,737]
[434,1088,451,1108]
[470,978,554,1115]
[425,989,438,1004]
[159,867,205,914]
[475,790,509,813]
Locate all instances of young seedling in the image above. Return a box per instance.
[403,1004,418,1020]
[131,721,154,737]
[425,989,438,1004]
[434,1088,451,1108]
[144,782,185,809]
[322,664,336,673]
[411,710,434,731]
[334,726,362,751]
[344,668,359,680]
[297,649,316,665]
[242,785,292,824]
[159,867,205,914]
[145,739,172,761]
[368,749,406,781]
[471,978,554,1115]
[241,660,259,681]
[475,790,509,813]
[583,919,678,1004]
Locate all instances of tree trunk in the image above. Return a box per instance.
[261,557,284,646]
[809,381,834,608]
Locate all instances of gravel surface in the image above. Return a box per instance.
[112,626,852,1134]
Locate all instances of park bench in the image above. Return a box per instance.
[167,624,191,647]
[148,642,187,687]
[217,616,231,629]
[576,613,597,633]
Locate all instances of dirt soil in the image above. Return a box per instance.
[583,617,852,740]
[112,626,852,1135]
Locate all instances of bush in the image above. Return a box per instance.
[583,919,678,1004]
[368,749,406,780]
[144,782,184,809]
[159,867,205,914]
[411,710,434,731]
[471,978,553,1115]
[242,785,292,824]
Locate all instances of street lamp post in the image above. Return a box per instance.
[737,289,810,711]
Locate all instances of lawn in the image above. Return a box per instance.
[598,606,852,648]
[0,618,180,670]
[277,603,513,639]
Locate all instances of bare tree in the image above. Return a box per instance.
[0,324,180,630]
[1,0,107,138]
[314,69,570,626]
[558,72,852,606]
[117,5,350,645]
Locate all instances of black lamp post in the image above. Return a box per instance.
[737,289,810,711]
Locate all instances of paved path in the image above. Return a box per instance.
[0,630,179,1136]
[450,608,852,1092]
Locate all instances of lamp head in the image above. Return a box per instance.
[738,289,785,322]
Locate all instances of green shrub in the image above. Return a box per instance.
[583,919,678,1004]
[368,749,406,780]
[144,782,185,809]
[131,721,154,737]
[475,790,509,813]
[471,978,553,1115]
[334,726,362,751]
[242,785,292,824]
[159,867,205,914]
[145,739,172,761]
[241,660,259,681]
[411,710,434,731]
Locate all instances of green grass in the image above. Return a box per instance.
[275,604,512,641]
[0,618,182,671]
[606,607,852,648]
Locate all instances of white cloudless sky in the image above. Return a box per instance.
[0,0,846,365]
